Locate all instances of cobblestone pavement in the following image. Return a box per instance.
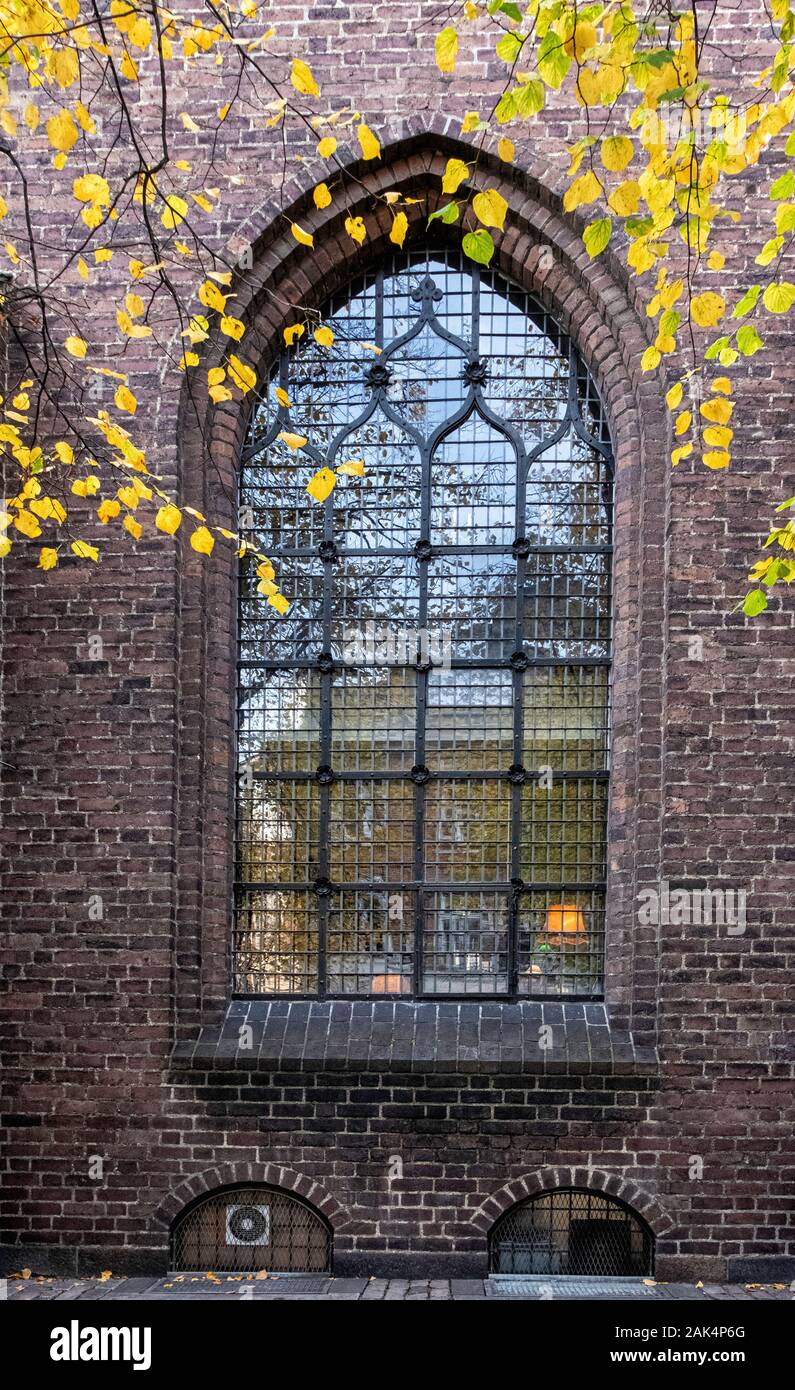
[5,1276,792,1301]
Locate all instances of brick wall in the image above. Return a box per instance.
[1,2,793,1281]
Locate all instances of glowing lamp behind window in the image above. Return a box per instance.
[543,903,586,949]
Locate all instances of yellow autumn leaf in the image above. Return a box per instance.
[313,182,332,209]
[278,431,308,450]
[306,467,337,501]
[442,158,469,195]
[73,173,110,205]
[691,292,726,328]
[38,547,58,570]
[275,388,291,408]
[345,216,366,244]
[357,124,381,160]
[180,112,201,133]
[291,222,314,247]
[283,324,305,347]
[65,335,87,359]
[498,137,515,163]
[220,315,245,341]
[155,503,182,534]
[161,195,188,229]
[97,499,120,523]
[54,441,74,464]
[269,592,290,615]
[115,384,137,414]
[472,188,507,231]
[317,136,337,158]
[228,356,257,393]
[435,26,458,74]
[337,459,365,476]
[674,410,691,436]
[564,170,603,213]
[641,345,661,371]
[703,425,733,448]
[600,136,634,172]
[199,280,227,312]
[390,211,408,248]
[703,450,731,470]
[291,59,319,97]
[671,443,693,466]
[314,326,334,348]
[47,109,78,152]
[712,377,732,395]
[190,526,215,554]
[71,540,99,561]
[700,397,734,425]
[665,382,683,410]
[14,510,42,538]
[123,514,142,540]
[707,250,725,271]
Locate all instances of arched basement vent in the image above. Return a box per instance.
[489,1189,653,1277]
[170,1185,332,1273]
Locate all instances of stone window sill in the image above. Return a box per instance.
[170,1001,658,1076]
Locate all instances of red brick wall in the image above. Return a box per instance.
[1,2,793,1280]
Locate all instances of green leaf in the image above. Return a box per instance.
[736,324,763,355]
[427,202,459,226]
[538,31,571,88]
[774,496,795,511]
[583,216,611,258]
[704,336,729,360]
[512,77,545,119]
[742,589,768,617]
[775,202,795,233]
[462,229,495,266]
[496,32,523,63]
[731,285,761,318]
[769,169,795,200]
[786,130,795,156]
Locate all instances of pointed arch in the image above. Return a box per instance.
[173,132,668,1043]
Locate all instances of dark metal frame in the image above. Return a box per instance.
[234,254,614,1000]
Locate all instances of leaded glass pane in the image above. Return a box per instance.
[234,251,613,998]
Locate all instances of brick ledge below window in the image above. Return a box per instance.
[170,1001,658,1076]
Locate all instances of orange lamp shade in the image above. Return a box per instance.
[543,903,586,948]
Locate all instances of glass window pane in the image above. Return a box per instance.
[422,890,509,995]
[234,890,318,995]
[425,780,512,882]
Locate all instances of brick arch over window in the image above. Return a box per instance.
[173,123,669,1042]
[469,1166,675,1238]
[152,1162,350,1233]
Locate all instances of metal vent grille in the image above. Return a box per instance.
[171,1187,332,1274]
[489,1189,653,1277]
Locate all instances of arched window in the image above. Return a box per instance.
[489,1190,653,1277]
[235,251,613,999]
[171,1185,332,1273]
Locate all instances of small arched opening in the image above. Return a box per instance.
[489,1188,654,1277]
[170,1184,332,1273]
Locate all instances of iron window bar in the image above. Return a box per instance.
[235,250,614,1000]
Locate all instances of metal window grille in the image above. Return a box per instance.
[489,1190,653,1277]
[171,1186,332,1273]
[235,250,613,998]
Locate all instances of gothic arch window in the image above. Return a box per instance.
[234,250,613,999]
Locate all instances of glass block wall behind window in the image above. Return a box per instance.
[235,251,613,999]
